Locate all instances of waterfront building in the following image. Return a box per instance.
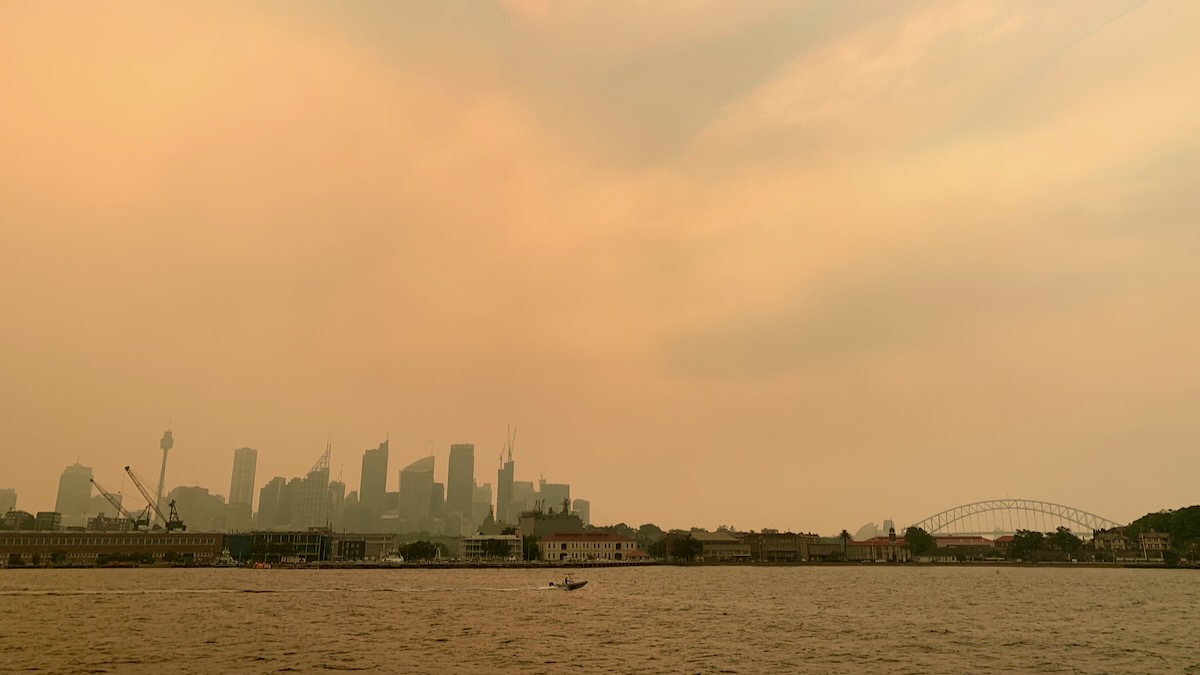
[329,532,397,561]
[359,441,389,532]
[398,457,434,532]
[446,444,475,524]
[740,530,819,562]
[250,531,331,564]
[571,499,591,527]
[0,531,223,566]
[846,535,911,562]
[0,489,15,514]
[538,532,637,562]
[54,463,93,525]
[461,534,521,560]
[496,449,514,524]
[1138,530,1170,560]
[227,448,257,531]
[690,531,751,562]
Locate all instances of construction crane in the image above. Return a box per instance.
[89,478,151,530]
[124,465,186,532]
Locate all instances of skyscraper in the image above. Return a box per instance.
[227,447,258,531]
[472,483,493,531]
[398,456,434,532]
[289,445,331,530]
[359,440,389,532]
[539,479,570,514]
[0,488,18,514]
[256,477,286,530]
[497,449,514,525]
[54,463,93,519]
[572,499,591,527]
[446,443,475,522]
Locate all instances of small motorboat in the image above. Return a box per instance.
[549,576,587,591]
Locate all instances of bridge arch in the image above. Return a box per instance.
[909,499,1121,537]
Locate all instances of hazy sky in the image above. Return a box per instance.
[2,1,1198,534]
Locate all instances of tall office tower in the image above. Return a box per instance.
[472,483,493,530]
[510,480,535,518]
[88,492,122,518]
[227,447,258,531]
[0,488,16,514]
[496,449,514,525]
[398,457,434,532]
[289,445,331,530]
[539,479,570,514]
[327,480,346,530]
[167,485,225,531]
[429,482,445,519]
[359,440,389,532]
[572,499,591,527]
[446,443,475,522]
[257,477,286,529]
[54,463,93,519]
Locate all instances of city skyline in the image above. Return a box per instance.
[2,2,1198,535]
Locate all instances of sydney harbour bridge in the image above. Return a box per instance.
[903,499,1122,537]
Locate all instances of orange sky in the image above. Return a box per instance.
[2,1,1198,534]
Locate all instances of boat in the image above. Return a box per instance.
[549,576,587,591]
[380,552,405,567]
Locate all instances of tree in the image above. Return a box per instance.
[1048,527,1083,553]
[636,523,665,550]
[1009,529,1044,561]
[163,550,181,564]
[670,536,703,561]
[478,538,513,560]
[399,540,439,561]
[904,527,936,556]
[647,538,667,558]
[838,530,851,558]
[522,535,540,561]
[31,554,42,566]
[49,550,68,566]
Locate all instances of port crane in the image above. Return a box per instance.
[124,465,186,532]
[89,478,151,530]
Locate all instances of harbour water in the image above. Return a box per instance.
[1,566,1197,674]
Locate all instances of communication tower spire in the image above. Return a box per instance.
[153,424,174,525]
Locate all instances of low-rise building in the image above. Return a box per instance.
[250,531,331,564]
[1138,531,1170,560]
[539,532,637,562]
[740,530,820,562]
[690,531,751,562]
[846,536,910,562]
[0,531,223,566]
[35,512,62,532]
[461,534,522,560]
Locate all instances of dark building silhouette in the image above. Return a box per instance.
[227,447,257,532]
[398,456,434,532]
[54,463,93,524]
[358,441,389,532]
[497,450,514,525]
[446,443,475,525]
